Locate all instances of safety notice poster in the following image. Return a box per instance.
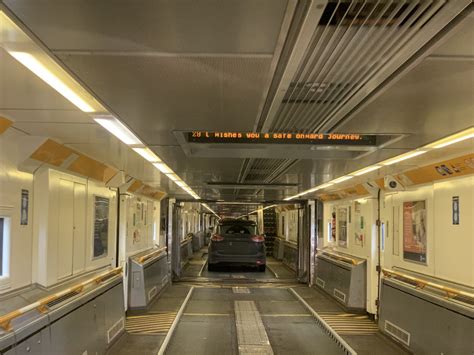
[403,200,427,264]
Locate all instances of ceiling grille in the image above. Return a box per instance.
[238,0,467,191]
[271,0,446,132]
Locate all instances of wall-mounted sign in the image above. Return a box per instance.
[337,207,348,247]
[20,189,29,225]
[403,200,427,264]
[187,131,377,146]
[452,196,460,225]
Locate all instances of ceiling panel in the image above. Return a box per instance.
[431,12,474,57]
[57,55,273,145]
[337,60,474,141]
[0,109,91,123]
[4,0,289,53]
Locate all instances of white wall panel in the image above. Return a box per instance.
[33,168,116,287]
[73,182,86,274]
[433,176,473,285]
[321,173,474,312]
[57,179,74,280]
[0,130,34,293]
[122,193,160,258]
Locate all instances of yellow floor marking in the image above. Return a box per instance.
[261,314,312,317]
[317,311,379,335]
[183,313,230,316]
[125,312,177,335]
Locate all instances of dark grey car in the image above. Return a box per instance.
[208,219,266,271]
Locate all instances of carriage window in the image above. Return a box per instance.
[220,225,256,235]
[93,196,109,258]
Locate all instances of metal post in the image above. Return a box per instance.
[308,199,316,286]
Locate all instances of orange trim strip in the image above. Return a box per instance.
[30,139,75,167]
[68,155,117,182]
[0,116,13,135]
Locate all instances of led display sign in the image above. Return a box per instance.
[187,131,377,146]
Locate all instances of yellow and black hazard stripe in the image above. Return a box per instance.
[125,312,177,335]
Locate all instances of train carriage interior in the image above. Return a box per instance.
[0,1,472,354]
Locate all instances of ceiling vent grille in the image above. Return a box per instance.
[333,288,347,303]
[385,320,411,346]
[271,0,447,133]
[238,0,467,190]
[107,317,125,344]
[316,277,326,288]
[148,286,158,301]
[46,290,81,308]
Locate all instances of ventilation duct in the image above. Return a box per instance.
[238,0,469,190]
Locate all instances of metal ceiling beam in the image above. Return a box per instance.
[260,0,328,133]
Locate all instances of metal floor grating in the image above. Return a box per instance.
[318,311,379,335]
[125,312,177,335]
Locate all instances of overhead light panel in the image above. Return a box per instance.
[382,150,426,166]
[318,182,334,189]
[165,173,179,181]
[94,116,141,145]
[428,128,474,149]
[332,176,353,184]
[132,147,160,162]
[153,162,173,175]
[8,51,95,113]
[175,180,187,188]
[352,165,381,176]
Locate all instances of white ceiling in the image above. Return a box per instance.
[1,0,473,203]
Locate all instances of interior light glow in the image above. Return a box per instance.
[429,128,474,149]
[318,182,334,189]
[382,150,426,166]
[165,173,179,181]
[332,176,353,184]
[352,165,381,176]
[94,116,141,145]
[132,147,161,162]
[153,162,173,174]
[175,180,187,188]
[9,52,95,112]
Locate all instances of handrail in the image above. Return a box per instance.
[137,247,167,264]
[180,236,193,245]
[320,250,363,265]
[283,240,298,250]
[382,268,474,301]
[0,267,122,332]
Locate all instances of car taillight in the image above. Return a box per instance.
[211,234,224,242]
[251,235,265,242]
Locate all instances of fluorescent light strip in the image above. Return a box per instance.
[332,176,353,184]
[165,173,179,181]
[284,128,474,200]
[132,147,161,162]
[352,165,381,176]
[430,129,474,149]
[2,13,205,202]
[153,162,173,174]
[382,150,426,166]
[94,116,141,145]
[202,203,220,218]
[9,51,94,112]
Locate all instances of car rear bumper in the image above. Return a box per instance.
[208,252,266,266]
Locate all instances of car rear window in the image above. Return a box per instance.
[219,224,256,235]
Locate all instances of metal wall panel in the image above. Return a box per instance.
[379,279,473,354]
[128,254,169,310]
[315,255,367,311]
